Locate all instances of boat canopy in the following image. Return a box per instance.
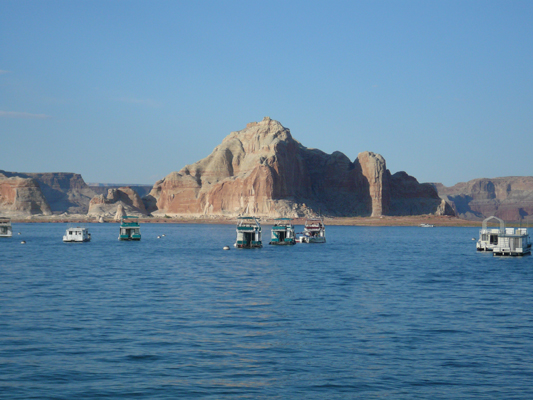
[481,216,505,232]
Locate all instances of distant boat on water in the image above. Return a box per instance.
[119,216,141,241]
[0,217,13,238]
[235,217,262,248]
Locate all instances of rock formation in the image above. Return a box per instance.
[0,170,96,214]
[145,117,453,218]
[89,184,152,199]
[88,187,148,218]
[433,177,533,221]
[114,204,126,220]
[0,172,52,216]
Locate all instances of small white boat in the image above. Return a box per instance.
[0,217,13,238]
[269,218,296,245]
[235,217,262,248]
[476,216,504,252]
[299,217,326,243]
[419,223,435,228]
[63,227,91,242]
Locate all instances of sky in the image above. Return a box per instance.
[1,1,532,186]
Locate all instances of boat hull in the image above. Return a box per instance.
[299,236,326,244]
[269,240,296,245]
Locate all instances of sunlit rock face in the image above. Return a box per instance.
[0,170,96,215]
[144,117,453,218]
[0,171,52,216]
[433,177,533,221]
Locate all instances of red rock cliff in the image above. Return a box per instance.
[144,117,451,218]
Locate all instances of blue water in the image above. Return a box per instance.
[1,223,533,399]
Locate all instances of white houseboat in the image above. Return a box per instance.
[476,216,505,251]
[118,216,141,241]
[63,227,91,242]
[235,217,262,248]
[299,217,326,243]
[269,218,296,245]
[0,217,13,238]
[493,227,531,256]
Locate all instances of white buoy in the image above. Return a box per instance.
[162,234,166,237]
[157,236,161,239]
[21,241,26,244]
[18,232,21,235]
[223,246,230,250]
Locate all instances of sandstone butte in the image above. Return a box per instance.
[145,117,455,219]
[88,187,148,218]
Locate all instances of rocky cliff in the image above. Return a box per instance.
[145,117,453,218]
[88,187,148,217]
[0,170,96,214]
[0,171,52,216]
[433,177,533,221]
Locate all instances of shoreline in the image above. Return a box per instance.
[8,215,486,227]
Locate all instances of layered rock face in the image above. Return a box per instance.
[146,117,452,218]
[88,187,148,217]
[0,170,96,214]
[0,172,52,216]
[434,177,533,221]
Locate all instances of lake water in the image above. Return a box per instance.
[1,223,533,399]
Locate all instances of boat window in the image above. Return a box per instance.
[490,235,498,245]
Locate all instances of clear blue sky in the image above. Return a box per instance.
[1,1,532,186]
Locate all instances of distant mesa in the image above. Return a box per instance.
[144,117,454,218]
[432,177,533,221]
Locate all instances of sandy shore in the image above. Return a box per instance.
[10,215,482,227]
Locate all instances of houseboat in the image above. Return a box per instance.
[492,227,531,256]
[0,217,13,238]
[119,216,141,241]
[269,218,296,245]
[476,216,505,251]
[63,227,91,242]
[235,217,262,248]
[299,217,326,243]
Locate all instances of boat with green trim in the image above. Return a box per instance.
[235,217,262,248]
[118,216,141,241]
[269,218,296,245]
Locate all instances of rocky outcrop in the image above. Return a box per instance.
[433,177,533,221]
[0,172,52,216]
[145,117,452,218]
[88,187,148,217]
[89,184,152,199]
[0,170,96,214]
[114,204,126,220]
[357,152,390,217]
